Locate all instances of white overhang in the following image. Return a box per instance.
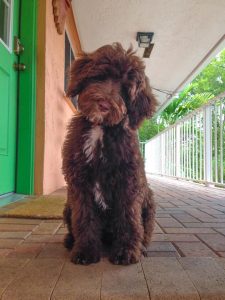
[71,0,225,111]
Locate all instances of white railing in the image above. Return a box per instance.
[145,92,225,187]
[139,142,146,158]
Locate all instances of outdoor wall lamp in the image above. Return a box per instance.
[136,32,154,48]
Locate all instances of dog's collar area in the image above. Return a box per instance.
[81,111,129,129]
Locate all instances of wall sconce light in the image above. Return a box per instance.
[136,32,154,48]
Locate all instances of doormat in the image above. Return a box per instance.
[0,195,65,219]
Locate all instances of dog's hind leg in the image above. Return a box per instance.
[63,197,74,250]
[142,187,156,247]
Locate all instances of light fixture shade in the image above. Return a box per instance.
[136,32,154,48]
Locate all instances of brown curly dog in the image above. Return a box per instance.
[62,43,157,265]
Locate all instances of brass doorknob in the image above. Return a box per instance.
[13,63,26,71]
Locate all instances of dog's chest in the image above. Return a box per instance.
[83,125,130,164]
[83,126,103,163]
[82,125,132,210]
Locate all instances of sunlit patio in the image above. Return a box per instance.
[1,175,225,299]
[1,1,225,299]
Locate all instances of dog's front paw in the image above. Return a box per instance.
[109,247,141,265]
[71,246,100,265]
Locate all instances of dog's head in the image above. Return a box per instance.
[67,43,157,129]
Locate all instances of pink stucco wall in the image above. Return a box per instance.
[42,1,73,194]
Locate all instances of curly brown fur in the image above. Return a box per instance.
[62,43,157,265]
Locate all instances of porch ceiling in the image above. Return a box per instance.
[71,0,225,112]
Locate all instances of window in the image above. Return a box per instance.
[64,32,78,108]
[0,0,12,49]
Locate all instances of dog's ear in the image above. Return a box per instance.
[66,55,92,97]
[128,77,157,129]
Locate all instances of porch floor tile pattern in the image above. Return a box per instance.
[0,175,225,299]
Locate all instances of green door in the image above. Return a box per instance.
[0,0,20,195]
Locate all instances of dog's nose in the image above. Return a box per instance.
[98,102,110,112]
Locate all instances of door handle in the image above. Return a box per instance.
[13,63,26,71]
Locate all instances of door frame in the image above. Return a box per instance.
[16,0,37,194]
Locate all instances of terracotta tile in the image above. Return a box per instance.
[145,251,180,257]
[171,213,201,223]
[156,217,183,228]
[32,222,62,235]
[7,243,45,258]
[152,233,199,242]
[38,244,68,258]
[183,222,225,228]
[43,219,63,223]
[0,258,29,296]
[199,208,225,216]
[2,258,64,299]
[218,252,225,258]
[158,202,176,208]
[215,228,225,235]
[0,231,31,239]
[197,233,225,252]
[147,242,176,252]
[152,234,167,242]
[183,209,216,222]
[56,227,67,235]
[180,257,225,299]
[142,257,199,299]
[101,261,149,300]
[49,234,64,243]
[52,260,102,300]
[153,224,163,234]
[0,218,41,225]
[0,224,37,232]
[0,249,11,257]
[216,258,225,269]
[155,213,171,218]
[24,234,53,243]
[174,242,218,257]
[164,228,216,234]
[0,239,23,249]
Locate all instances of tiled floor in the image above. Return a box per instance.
[149,175,225,259]
[0,176,225,299]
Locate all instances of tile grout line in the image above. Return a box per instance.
[52,222,63,235]
[155,220,167,234]
[197,207,225,217]
[213,228,225,237]
[163,214,189,228]
[181,208,216,222]
[49,259,66,300]
[171,241,185,257]
[34,243,47,259]
[0,258,31,300]
[170,212,203,224]
[195,234,221,257]
[140,259,152,300]
[177,257,201,300]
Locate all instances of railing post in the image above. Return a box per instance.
[176,124,181,178]
[203,105,212,185]
[161,133,165,175]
